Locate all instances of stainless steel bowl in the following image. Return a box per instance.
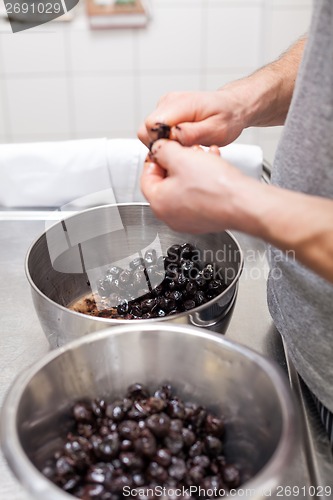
[26,203,243,347]
[1,324,299,500]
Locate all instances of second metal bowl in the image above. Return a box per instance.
[1,324,299,500]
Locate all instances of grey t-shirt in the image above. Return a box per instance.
[267,0,333,411]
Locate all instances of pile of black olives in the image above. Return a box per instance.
[41,383,241,499]
[93,243,226,319]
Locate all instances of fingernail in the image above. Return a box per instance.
[146,151,155,162]
[170,125,181,140]
[151,142,162,157]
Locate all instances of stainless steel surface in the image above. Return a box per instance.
[1,324,299,500]
[26,204,243,347]
[0,215,332,500]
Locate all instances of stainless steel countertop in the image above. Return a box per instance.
[0,214,332,499]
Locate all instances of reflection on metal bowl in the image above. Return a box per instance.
[26,203,243,348]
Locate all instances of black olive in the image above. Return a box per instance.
[105,400,126,421]
[222,464,241,489]
[117,300,129,315]
[40,383,240,497]
[205,414,225,437]
[118,420,140,440]
[208,279,224,295]
[146,413,171,437]
[194,291,206,306]
[154,448,172,467]
[168,457,186,480]
[127,383,150,400]
[73,403,93,423]
[185,281,197,297]
[166,244,181,261]
[135,429,157,457]
[202,264,214,281]
[184,299,196,311]
[180,243,194,260]
[204,435,223,457]
[130,305,143,318]
[140,297,157,312]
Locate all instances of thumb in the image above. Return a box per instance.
[172,119,222,147]
[150,139,199,173]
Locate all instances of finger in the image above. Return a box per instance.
[140,114,221,149]
[143,160,166,179]
[170,119,223,147]
[138,122,151,147]
[138,121,178,149]
[150,139,207,174]
[192,144,204,152]
[141,161,166,201]
[209,145,221,156]
[145,97,196,135]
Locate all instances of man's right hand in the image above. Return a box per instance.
[138,37,306,150]
[138,88,249,149]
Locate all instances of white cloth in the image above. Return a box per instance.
[219,143,263,179]
[0,139,263,208]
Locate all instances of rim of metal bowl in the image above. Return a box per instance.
[1,324,299,500]
[24,203,244,324]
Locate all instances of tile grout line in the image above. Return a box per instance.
[2,68,258,78]
[200,0,208,90]
[0,28,12,142]
[63,24,76,140]
[132,27,141,136]
[251,0,271,149]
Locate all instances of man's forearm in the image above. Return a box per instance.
[231,177,333,282]
[221,36,307,129]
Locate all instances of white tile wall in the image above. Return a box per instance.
[204,72,249,91]
[0,45,7,139]
[0,7,14,36]
[153,0,202,6]
[205,5,262,71]
[269,0,312,7]
[0,29,67,75]
[9,133,73,143]
[5,77,71,136]
[72,75,136,137]
[137,73,202,125]
[0,0,313,166]
[263,5,313,63]
[207,1,264,5]
[68,28,135,73]
[0,89,6,138]
[137,5,203,72]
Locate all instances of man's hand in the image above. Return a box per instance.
[141,140,254,234]
[138,37,306,150]
[141,139,333,282]
[138,90,248,149]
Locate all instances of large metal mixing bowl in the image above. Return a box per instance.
[1,324,299,500]
[25,203,243,347]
